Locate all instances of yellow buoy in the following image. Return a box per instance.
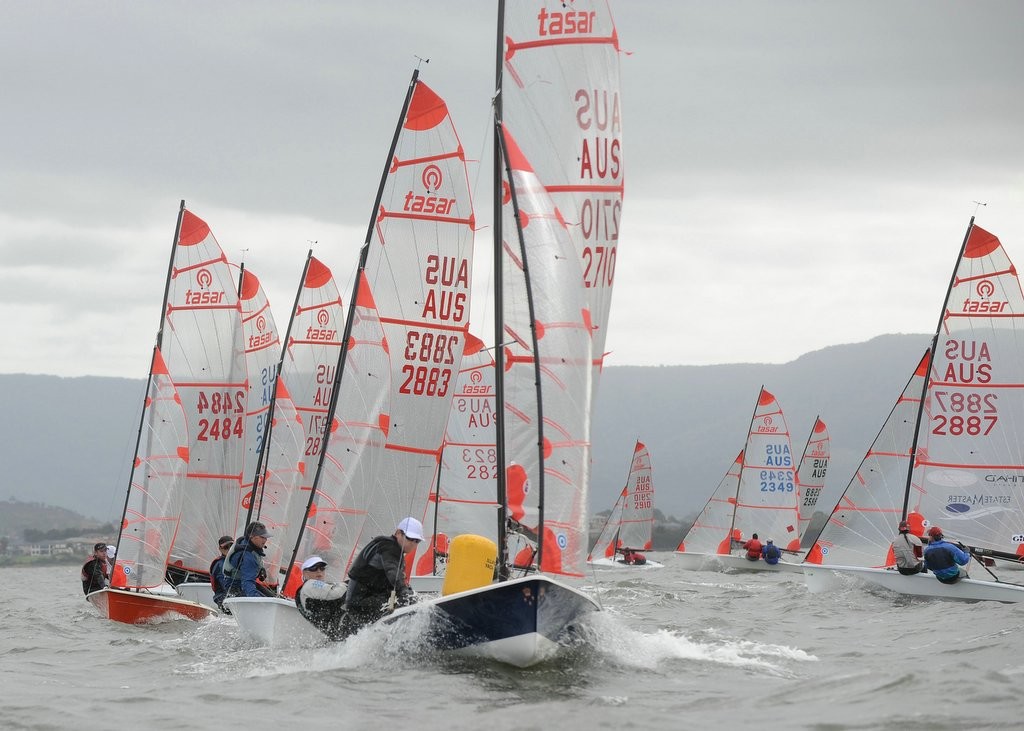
[442,534,497,596]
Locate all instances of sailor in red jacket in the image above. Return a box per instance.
[742,533,763,561]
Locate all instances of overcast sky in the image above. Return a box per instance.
[3,1,1023,379]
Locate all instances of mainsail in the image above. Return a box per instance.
[675,450,743,556]
[731,388,801,554]
[805,352,930,567]
[795,417,830,542]
[500,1,624,399]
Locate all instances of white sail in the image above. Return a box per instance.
[795,417,830,542]
[731,388,801,554]
[237,268,284,541]
[805,353,929,568]
[162,209,248,578]
[500,127,593,578]
[413,333,497,578]
[501,1,624,400]
[675,450,743,556]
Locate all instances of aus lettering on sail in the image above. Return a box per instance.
[421,254,470,324]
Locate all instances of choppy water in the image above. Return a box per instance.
[3,559,1022,730]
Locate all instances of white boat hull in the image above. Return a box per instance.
[803,564,1024,603]
[176,581,218,611]
[409,575,445,593]
[587,557,664,569]
[222,596,328,647]
[674,552,804,574]
[384,574,598,668]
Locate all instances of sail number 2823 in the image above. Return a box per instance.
[931,390,998,436]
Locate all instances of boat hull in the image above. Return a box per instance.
[86,587,214,623]
[587,557,664,569]
[222,596,327,647]
[385,575,598,668]
[803,564,1024,603]
[176,581,218,610]
[674,552,804,574]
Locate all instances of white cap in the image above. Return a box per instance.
[106,545,116,558]
[397,517,424,541]
[301,556,327,571]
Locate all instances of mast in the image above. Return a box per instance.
[494,127,548,572]
[900,217,975,520]
[113,200,186,561]
[726,387,765,547]
[493,0,510,576]
[288,71,423,572]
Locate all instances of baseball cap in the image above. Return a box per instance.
[397,516,424,541]
[898,520,909,531]
[218,535,234,548]
[246,522,271,539]
[927,526,944,540]
[93,542,107,552]
[301,556,328,571]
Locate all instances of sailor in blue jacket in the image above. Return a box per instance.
[923,526,971,584]
[761,538,782,565]
[209,535,234,611]
[225,522,276,598]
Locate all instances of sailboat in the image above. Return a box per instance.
[384,0,624,667]
[588,441,662,568]
[227,72,476,645]
[674,387,804,574]
[88,202,245,623]
[804,220,1024,602]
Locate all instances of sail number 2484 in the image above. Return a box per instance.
[195,389,245,442]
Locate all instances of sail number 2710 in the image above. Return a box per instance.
[931,390,998,436]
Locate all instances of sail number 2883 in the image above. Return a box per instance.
[931,390,998,436]
[400,330,456,397]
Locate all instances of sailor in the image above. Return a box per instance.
[344,517,422,629]
[742,533,763,561]
[81,542,110,594]
[892,520,925,575]
[209,535,235,612]
[225,522,276,598]
[923,526,971,584]
[761,538,781,565]
[295,556,349,641]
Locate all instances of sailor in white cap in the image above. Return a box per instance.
[343,517,423,629]
[295,556,349,640]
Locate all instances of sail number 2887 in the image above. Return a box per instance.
[931,390,998,436]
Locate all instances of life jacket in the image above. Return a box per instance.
[925,542,957,571]
[209,556,226,592]
[347,536,399,594]
[763,543,781,563]
[744,539,762,559]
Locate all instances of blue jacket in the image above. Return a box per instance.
[209,555,229,604]
[225,538,269,597]
[924,539,970,580]
[762,542,781,565]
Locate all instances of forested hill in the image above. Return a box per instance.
[0,333,930,525]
